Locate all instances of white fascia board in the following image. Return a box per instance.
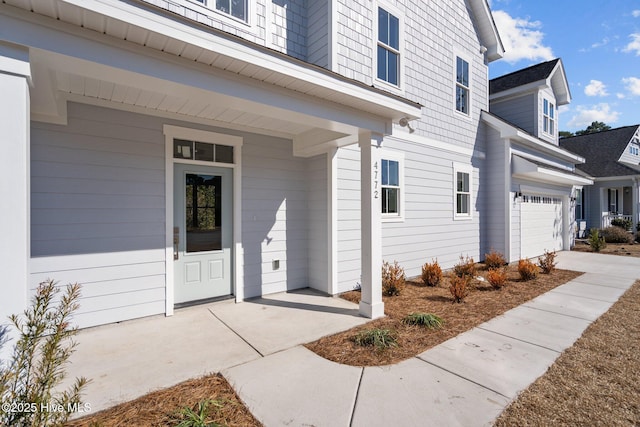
[512,156,593,186]
[548,60,571,105]
[61,0,422,120]
[482,111,584,164]
[593,175,640,182]
[467,0,505,62]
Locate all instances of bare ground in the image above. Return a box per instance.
[573,240,640,257]
[495,280,640,426]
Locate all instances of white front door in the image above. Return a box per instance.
[173,163,233,304]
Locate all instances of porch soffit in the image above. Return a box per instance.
[2,0,422,124]
[512,155,593,187]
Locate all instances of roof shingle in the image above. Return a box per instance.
[490,59,560,94]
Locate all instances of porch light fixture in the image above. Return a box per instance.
[399,117,415,133]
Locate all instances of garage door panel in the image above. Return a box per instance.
[521,196,563,259]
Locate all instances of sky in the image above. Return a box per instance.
[487,0,640,133]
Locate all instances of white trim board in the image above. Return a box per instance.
[163,124,244,316]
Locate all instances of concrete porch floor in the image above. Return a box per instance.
[64,288,367,413]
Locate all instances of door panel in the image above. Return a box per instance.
[174,163,233,304]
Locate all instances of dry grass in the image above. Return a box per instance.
[66,374,261,427]
[495,280,640,426]
[305,264,581,366]
[573,240,640,257]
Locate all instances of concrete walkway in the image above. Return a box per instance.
[66,252,640,425]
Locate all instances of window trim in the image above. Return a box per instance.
[373,1,405,92]
[453,52,472,118]
[178,0,254,28]
[453,163,473,220]
[543,98,555,136]
[380,150,405,223]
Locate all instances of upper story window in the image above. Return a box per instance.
[455,57,470,114]
[543,99,555,135]
[196,0,247,22]
[377,7,400,86]
[629,145,639,155]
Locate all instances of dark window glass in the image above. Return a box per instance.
[186,174,222,252]
[195,142,214,162]
[215,145,234,164]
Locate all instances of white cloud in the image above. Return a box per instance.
[623,33,640,55]
[617,93,626,99]
[633,10,640,18]
[591,37,610,49]
[567,103,620,129]
[584,80,608,97]
[492,10,554,64]
[622,77,640,96]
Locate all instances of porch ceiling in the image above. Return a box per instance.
[4,0,422,152]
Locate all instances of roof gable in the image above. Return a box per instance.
[489,58,571,105]
[559,125,640,177]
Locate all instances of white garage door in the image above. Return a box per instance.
[521,195,563,259]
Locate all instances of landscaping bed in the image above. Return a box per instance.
[305,262,581,366]
[573,240,640,258]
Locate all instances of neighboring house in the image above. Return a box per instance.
[0,0,584,331]
[559,125,640,233]
[483,59,593,261]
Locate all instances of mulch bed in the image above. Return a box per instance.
[305,265,582,366]
[66,374,261,427]
[495,280,640,426]
[572,240,640,258]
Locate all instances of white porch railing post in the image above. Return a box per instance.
[358,132,384,319]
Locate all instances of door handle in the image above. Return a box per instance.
[173,227,179,260]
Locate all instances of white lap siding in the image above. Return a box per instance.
[30,103,167,328]
[336,137,481,292]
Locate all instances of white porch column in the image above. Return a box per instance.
[358,132,384,319]
[0,42,31,340]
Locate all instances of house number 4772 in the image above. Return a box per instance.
[373,161,379,199]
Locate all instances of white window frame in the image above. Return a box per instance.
[178,0,254,27]
[543,98,555,135]
[575,188,584,221]
[608,188,618,213]
[454,53,472,118]
[380,150,405,222]
[453,163,473,220]
[373,1,405,92]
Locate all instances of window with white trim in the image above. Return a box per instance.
[455,56,470,114]
[379,152,404,221]
[575,188,584,220]
[377,7,400,86]
[543,99,555,135]
[195,0,248,21]
[608,188,618,213]
[453,164,472,218]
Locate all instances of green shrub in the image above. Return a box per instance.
[537,250,557,274]
[588,228,606,252]
[611,217,632,231]
[453,255,476,278]
[353,328,398,350]
[0,280,88,427]
[486,268,508,289]
[420,260,442,287]
[484,250,507,270]
[173,399,223,427]
[402,312,444,329]
[518,259,538,281]
[382,260,406,296]
[600,226,633,243]
[449,275,469,303]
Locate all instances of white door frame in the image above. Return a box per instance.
[163,125,243,316]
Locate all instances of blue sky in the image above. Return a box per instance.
[488,0,640,132]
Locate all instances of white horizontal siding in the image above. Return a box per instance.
[30,103,167,327]
[241,134,309,298]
